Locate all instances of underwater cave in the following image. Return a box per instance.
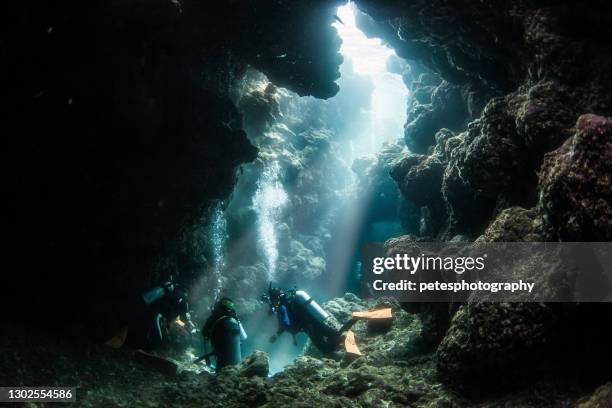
[2,0,612,407]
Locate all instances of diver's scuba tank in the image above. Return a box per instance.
[130,280,193,351]
[142,286,167,306]
[292,290,343,353]
[125,281,175,351]
[141,280,175,307]
[293,290,329,323]
[210,316,244,370]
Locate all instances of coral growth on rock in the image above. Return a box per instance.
[539,114,612,241]
[358,0,612,240]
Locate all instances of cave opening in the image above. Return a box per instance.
[188,2,412,374]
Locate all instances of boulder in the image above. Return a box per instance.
[539,114,612,241]
[576,383,612,408]
[404,81,468,153]
[239,351,270,378]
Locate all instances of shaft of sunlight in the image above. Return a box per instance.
[322,2,409,298]
[334,4,394,76]
[333,2,407,150]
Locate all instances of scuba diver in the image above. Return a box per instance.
[129,279,195,351]
[104,278,195,352]
[196,297,247,371]
[262,285,356,354]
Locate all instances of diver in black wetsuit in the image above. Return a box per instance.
[198,297,247,371]
[264,285,354,354]
[128,280,194,351]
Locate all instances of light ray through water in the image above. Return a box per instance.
[324,3,409,297]
[334,2,408,156]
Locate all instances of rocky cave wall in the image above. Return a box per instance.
[355,0,612,239]
[1,0,347,332]
[353,0,612,389]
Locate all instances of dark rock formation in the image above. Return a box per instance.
[390,127,462,237]
[391,154,442,208]
[404,80,469,153]
[238,81,282,137]
[239,3,344,99]
[576,383,612,408]
[237,350,269,378]
[391,151,446,236]
[434,204,612,390]
[357,0,612,239]
[383,236,456,346]
[1,0,344,329]
[354,0,525,89]
[386,199,612,392]
[539,114,612,241]
[441,96,528,235]
[436,302,569,387]
[436,300,612,392]
[475,207,543,243]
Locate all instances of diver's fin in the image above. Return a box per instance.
[104,326,128,348]
[344,329,361,356]
[352,308,392,320]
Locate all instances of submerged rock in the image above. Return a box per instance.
[383,235,456,346]
[576,383,612,408]
[391,154,444,208]
[239,351,270,378]
[475,207,543,243]
[442,96,528,235]
[539,114,612,241]
[390,129,459,237]
[435,302,570,387]
[404,81,468,154]
[435,200,612,390]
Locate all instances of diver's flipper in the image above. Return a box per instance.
[352,308,392,320]
[104,326,128,348]
[344,329,361,356]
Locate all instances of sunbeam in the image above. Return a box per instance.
[334,3,408,155]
